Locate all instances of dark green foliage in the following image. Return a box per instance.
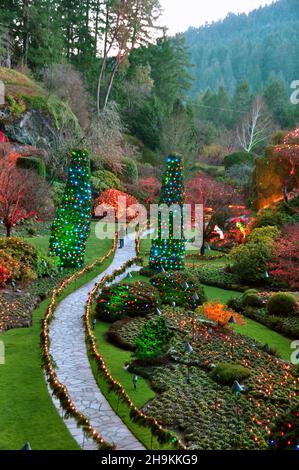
[244,307,299,339]
[52,181,66,207]
[135,317,173,360]
[139,266,157,278]
[195,265,242,290]
[96,282,160,323]
[91,170,122,193]
[243,293,263,309]
[267,293,297,317]
[224,152,256,170]
[0,236,57,282]
[230,226,279,284]
[121,157,138,184]
[253,198,299,229]
[226,297,243,312]
[151,270,207,309]
[210,363,250,386]
[185,0,299,102]
[269,404,299,450]
[16,157,46,179]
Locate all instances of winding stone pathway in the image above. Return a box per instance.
[48,233,145,450]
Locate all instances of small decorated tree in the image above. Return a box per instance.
[135,317,173,360]
[49,149,92,268]
[149,154,185,271]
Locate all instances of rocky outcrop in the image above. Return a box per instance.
[0,67,82,163]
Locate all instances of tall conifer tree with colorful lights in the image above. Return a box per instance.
[149,154,185,271]
[49,149,92,268]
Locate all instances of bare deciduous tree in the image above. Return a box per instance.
[236,96,274,153]
[0,158,53,237]
[87,102,138,173]
[42,64,91,130]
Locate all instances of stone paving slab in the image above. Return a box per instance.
[47,233,145,450]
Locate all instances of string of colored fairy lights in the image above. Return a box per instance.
[149,154,186,272]
[84,259,186,450]
[162,307,298,449]
[41,237,117,450]
[49,149,93,269]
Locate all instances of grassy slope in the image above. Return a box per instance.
[0,227,113,450]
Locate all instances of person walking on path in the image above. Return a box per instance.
[119,224,126,249]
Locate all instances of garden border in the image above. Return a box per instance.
[41,238,117,450]
[84,259,187,450]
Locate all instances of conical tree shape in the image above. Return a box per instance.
[149,154,185,271]
[49,149,92,268]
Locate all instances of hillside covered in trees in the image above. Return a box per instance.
[185,0,299,95]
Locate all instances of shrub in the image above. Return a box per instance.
[247,226,280,244]
[16,157,46,179]
[0,237,55,283]
[195,265,241,289]
[0,250,21,281]
[253,207,290,229]
[91,170,122,193]
[135,317,173,360]
[139,266,157,278]
[224,151,256,170]
[243,293,263,308]
[0,237,38,268]
[227,297,243,312]
[244,307,299,339]
[96,282,160,322]
[52,181,66,206]
[36,254,58,278]
[200,302,245,327]
[210,363,250,386]
[121,157,138,184]
[230,226,279,283]
[151,270,207,309]
[269,225,299,290]
[26,226,37,237]
[244,289,259,295]
[267,293,297,317]
[0,264,12,286]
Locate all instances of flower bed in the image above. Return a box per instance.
[116,306,298,450]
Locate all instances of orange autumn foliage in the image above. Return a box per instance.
[202,302,245,327]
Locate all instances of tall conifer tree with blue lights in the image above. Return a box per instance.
[49,149,92,268]
[149,154,185,271]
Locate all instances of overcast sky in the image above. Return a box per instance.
[159,0,276,34]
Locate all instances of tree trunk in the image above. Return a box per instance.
[96,57,107,115]
[200,241,205,256]
[6,224,11,237]
[97,1,110,115]
[103,62,119,111]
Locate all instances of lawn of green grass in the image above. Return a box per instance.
[24,221,109,264]
[91,319,173,450]
[234,319,292,362]
[0,231,114,450]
